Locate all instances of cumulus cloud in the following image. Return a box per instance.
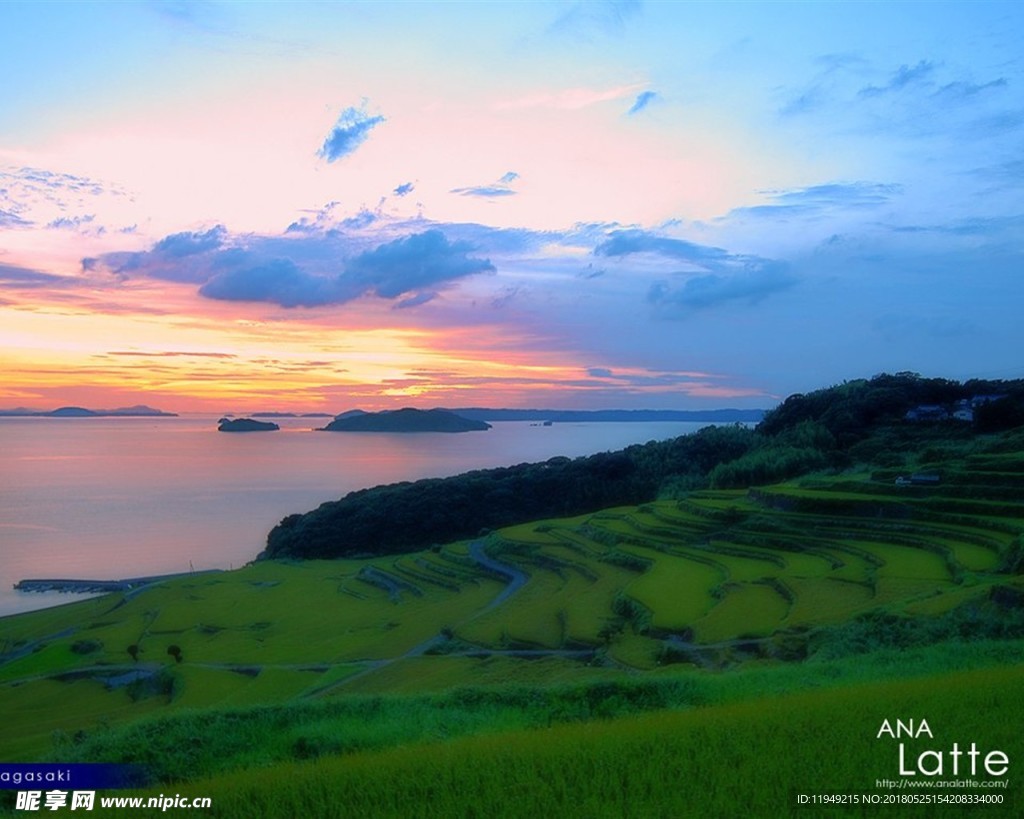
[89,224,494,309]
[199,258,349,308]
[318,102,386,162]
[86,225,230,284]
[153,225,227,257]
[346,229,495,300]
[627,90,658,115]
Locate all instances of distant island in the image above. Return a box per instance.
[218,417,280,432]
[251,412,334,418]
[0,404,177,417]
[321,408,491,433]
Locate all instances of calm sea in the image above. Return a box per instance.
[0,415,711,616]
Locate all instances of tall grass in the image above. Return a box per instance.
[157,664,1024,818]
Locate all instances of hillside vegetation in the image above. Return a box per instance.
[1,373,1022,815]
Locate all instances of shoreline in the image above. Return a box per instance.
[14,569,223,595]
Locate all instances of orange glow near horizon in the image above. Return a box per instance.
[0,283,601,413]
[1,285,761,413]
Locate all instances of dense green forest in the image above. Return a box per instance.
[263,373,1024,560]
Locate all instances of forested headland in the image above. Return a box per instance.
[263,373,1024,560]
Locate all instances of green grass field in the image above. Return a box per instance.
[1,441,1022,816]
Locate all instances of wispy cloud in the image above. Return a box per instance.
[858,60,935,98]
[726,182,903,221]
[590,227,795,314]
[627,90,658,115]
[780,54,1014,145]
[318,102,386,163]
[0,208,31,228]
[0,263,73,288]
[0,166,128,230]
[150,0,231,35]
[873,313,978,342]
[495,84,642,111]
[451,171,520,198]
[548,0,642,41]
[594,229,729,263]
[106,350,238,358]
[46,214,97,231]
[648,264,796,313]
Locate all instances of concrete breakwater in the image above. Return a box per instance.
[14,570,222,594]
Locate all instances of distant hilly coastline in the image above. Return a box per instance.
[0,404,177,417]
[246,408,766,423]
[251,412,334,418]
[447,408,766,423]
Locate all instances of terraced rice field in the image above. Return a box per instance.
[1,452,1022,757]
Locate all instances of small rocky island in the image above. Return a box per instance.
[218,417,280,432]
[320,408,491,433]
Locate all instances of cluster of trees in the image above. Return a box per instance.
[759,372,1024,445]
[264,373,1024,560]
[707,420,836,489]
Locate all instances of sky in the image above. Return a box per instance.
[1,0,1022,413]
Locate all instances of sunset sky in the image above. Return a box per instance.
[2,1,1022,413]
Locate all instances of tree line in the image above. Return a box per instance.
[263,373,1024,560]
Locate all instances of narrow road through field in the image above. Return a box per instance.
[468,539,528,612]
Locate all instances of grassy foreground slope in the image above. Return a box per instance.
[159,665,1024,818]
